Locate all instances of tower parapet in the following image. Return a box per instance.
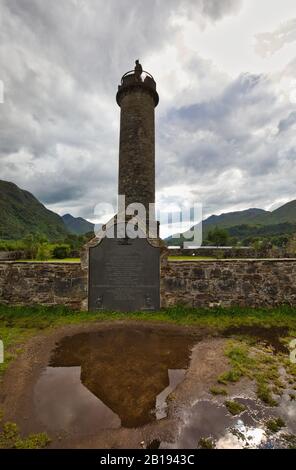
[116,68,159,107]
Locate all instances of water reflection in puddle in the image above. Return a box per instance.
[217,420,266,449]
[34,366,121,433]
[32,326,295,448]
[162,396,296,449]
[156,369,186,420]
[34,327,197,432]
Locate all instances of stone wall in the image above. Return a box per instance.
[0,259,296,310]
[0,251,25,261]
[167,247,293,259]
[162,259,296,308]
[0,262,86,309]
[167,247,258,258]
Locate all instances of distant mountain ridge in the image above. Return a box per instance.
[62,213,94,235]
[202,201,296,234]
[0,180,68,240]
[203,208,268,233]
[167,200,296,244]
[251,200,296,225]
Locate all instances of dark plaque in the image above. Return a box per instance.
[88,237,160,312]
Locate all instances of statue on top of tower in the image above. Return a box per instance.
[134,59,143,81]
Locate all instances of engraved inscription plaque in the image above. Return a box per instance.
[88,237,160,311]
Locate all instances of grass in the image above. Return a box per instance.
[0,421,50,449]
[168,256,216,261]
[15,258,80,263]
[0,304,296,330]
[215,339,296,407]
[210,386,228,396]
[266,418,285,433]
[225,400,246,415]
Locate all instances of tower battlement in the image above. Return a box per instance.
[116,69,159,107]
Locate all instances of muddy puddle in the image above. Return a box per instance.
[19,324,295,448]
[34,327,198,430]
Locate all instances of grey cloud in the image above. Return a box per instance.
[255,18,296,57]
[201,0,243,21]
[0,0,244,218]
[1,0,295,223]
[278,111,296,133]
[156,68,296,213]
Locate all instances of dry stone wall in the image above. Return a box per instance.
[0,259,295,310]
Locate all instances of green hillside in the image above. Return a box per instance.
[62,213,94,235]
[251,200,296,226]
[167,200,296,246]
[203,208,267,237]
[0,180,68,240]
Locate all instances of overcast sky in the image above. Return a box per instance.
[1,0,296,224]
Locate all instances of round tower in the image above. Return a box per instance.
[116,61,159,219]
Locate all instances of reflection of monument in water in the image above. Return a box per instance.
[84,61,163,312]
[49,328,195,428]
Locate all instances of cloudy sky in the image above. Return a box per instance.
[1,0,296,226]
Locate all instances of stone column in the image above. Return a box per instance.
[116,64,159,221]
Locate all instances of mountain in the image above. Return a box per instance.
[0,180,68,240]
[203,208,268,236]
[167,200,296,245]
[251,200,296,226]
[62,214,94,235]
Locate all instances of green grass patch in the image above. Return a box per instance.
[225,400,246,415]
[215,339,296,406]
[266,418,286,433]
[218,369,243,384]
[168,256,216,261]
[15,258,80,263]
[218,341,255,384]
[0,421,50,449]
[210,386,228,396]
[256,377,278,406]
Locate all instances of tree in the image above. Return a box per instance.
[207,227,229,247]
[23,234,38,259]
[286,234,296,256]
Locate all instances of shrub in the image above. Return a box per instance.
[52,244,70,259]
[207,227,229,247]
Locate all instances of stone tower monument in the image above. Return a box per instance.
[84,61,161,312]
[116,61,159,219]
